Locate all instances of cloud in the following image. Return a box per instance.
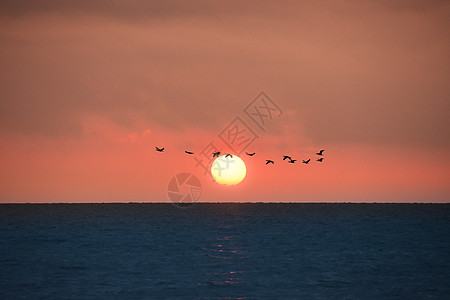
[0,0,448,24]
[0,0,449,149]
[142,129,151,136]
[0,0,211,20]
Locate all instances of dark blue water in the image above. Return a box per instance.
[1,203,449,299]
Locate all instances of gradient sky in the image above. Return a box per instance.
[1,0,449,203]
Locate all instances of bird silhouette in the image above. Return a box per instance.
[317,158,323,162]
[185,151,194,155]
[316,149,325,156]
[302,159,311,164]
[282,155,292,161]
[155,147,164,152]
[266,160,274,165]
[288,159,297,163]
[225,154,233,158]
[212,151,221,158]
[246,152,255,156]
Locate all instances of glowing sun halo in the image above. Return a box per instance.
[211,155,247,185]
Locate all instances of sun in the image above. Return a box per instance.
[211,155,246,185]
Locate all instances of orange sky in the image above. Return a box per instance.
[0,0,449,203]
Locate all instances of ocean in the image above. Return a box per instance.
[0,203,449,299]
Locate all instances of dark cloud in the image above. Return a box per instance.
[0,0,447,19]
[0,0,449,148]
[379,0,449,13]
[0,0,206,19]
[0,0,298,22]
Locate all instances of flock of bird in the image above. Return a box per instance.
[155,147,325,165]
[263,149,324,165]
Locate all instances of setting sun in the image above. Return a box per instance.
[211,155,247,185]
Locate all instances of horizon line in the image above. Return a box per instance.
[0,202,448,205]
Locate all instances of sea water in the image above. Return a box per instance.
[0,203,449,299]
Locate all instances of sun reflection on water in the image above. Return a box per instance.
[198,233,249,299]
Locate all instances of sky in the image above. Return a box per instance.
[0,0,449,203]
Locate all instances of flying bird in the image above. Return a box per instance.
[185,151,194,155]
[316,149,325,156]
[317,158,323,162]
[288,159,297,163]
[212,151,221,158]
[225,154,233,158]
[302,159,311,164]
[282,155,292,161]
[266,160,274,165]
[155,147,164,152]
[246,152,255,156]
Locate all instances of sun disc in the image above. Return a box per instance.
[211,155,246,185]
